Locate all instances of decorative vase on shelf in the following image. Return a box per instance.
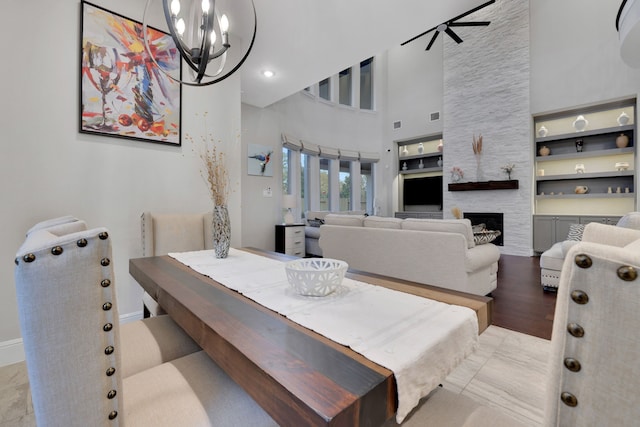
[417,143,424,154]
[575,139,584,152]
[437,140,443,152]
[402,162,408,171]
[616,133,629,148]
[418,159,424,169]
[437,156,443,167]
[213,205,231,259]
[618,111,630,126]
[401,146,409,156]
[537,126,548,137]
[573,115,588,132]
[539,146,550,156]
[475,156,484,182]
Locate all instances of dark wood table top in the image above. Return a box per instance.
[129,248,492,426]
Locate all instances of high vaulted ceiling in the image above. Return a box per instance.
[237,0,488,108]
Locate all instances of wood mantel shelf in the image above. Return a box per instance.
[448,180,519,191]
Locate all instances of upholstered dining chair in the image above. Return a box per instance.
[14,216,276,427]
[140,211,213,317]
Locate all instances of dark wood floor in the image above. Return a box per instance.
[491,254,556,340]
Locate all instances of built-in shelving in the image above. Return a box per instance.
[533,98,636,216]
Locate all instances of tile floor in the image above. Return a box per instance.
[0,325,549,426]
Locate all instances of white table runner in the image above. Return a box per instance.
[169,249,478,423]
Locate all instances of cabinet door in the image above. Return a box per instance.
[555,216,580,242]
[533,216,555,252]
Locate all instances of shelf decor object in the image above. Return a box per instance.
[573,115,588,131]
[448,180,519,191]
[472,134,484,181]
[618,111,630,125]
[617,133,630,148]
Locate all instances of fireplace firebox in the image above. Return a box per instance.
[463,212,504,246]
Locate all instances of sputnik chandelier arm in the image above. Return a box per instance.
[143,0,257,86]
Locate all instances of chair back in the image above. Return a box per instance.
[141,212,213,256]
[544,222,640,426]
[15,218,123,426]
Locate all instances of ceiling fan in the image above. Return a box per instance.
[401,0,496,51]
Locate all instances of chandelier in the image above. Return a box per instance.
[143,0,257,86]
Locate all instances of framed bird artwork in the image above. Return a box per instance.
[247,143,274,176]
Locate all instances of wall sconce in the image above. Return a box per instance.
[143,0,257,86]
[283,194,297,225]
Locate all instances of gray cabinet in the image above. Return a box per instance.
[533,214,623,252]
[533,215,579,252]
[578,216,621,226]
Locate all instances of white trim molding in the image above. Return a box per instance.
[0,338,25,368]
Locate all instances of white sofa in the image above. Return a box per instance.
[540,212,640,291]
[319,214,500,296]
[304,210,364,257]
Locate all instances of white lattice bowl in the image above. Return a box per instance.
[285,258,348,297]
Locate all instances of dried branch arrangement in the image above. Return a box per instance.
[451,206,463,220]
[187,115,230,206]
[472,134,483,155]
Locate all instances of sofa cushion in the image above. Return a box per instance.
[401,218,475,249]
[364,216,403,229]
[307,218,324,227]
[324,214,365,227]
[617,212,640,229]
[305,211,330,222]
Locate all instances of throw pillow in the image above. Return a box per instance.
[566,223,585,241]
[308,218,324,227]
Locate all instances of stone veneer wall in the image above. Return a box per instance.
[443,0,531,256]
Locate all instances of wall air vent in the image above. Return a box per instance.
[430,111,440,121]
[393,121,402,129]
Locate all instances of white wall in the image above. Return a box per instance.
[530,0,640,115]
[0,0,242,364]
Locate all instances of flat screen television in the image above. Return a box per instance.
[403,176,443,208]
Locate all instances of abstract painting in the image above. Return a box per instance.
[80,1,181,145]
[248,144,274,176]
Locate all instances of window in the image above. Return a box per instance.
[282,147,290,193]
[339,68,352,106]
[319,78,330,101]
[339,160,351,211]
[319,158,330,210]
[301,154,309,214]
[360,57,374,110]
[361,162,373,213]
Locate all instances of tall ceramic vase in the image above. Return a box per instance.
[213,205,231,259]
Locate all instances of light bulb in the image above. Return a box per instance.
[201,0,210,13]
[170,0,180,15]
[220,14,229,32]
[210,30,216,45]
[176,18,185,35]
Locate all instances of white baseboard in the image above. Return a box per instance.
[0,338,25,368]
[0,311,144,367]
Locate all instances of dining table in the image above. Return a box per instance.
[129,248,492,426]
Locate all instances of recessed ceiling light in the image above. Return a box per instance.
[262,70,275,78]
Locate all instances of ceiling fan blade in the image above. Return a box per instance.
[401,26,437,46]
[445,27,463,44]
[425,31,440,50]
[448,21,491,27]
[448,0,495,23]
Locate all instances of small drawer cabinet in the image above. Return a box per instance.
[275,224,306,257]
